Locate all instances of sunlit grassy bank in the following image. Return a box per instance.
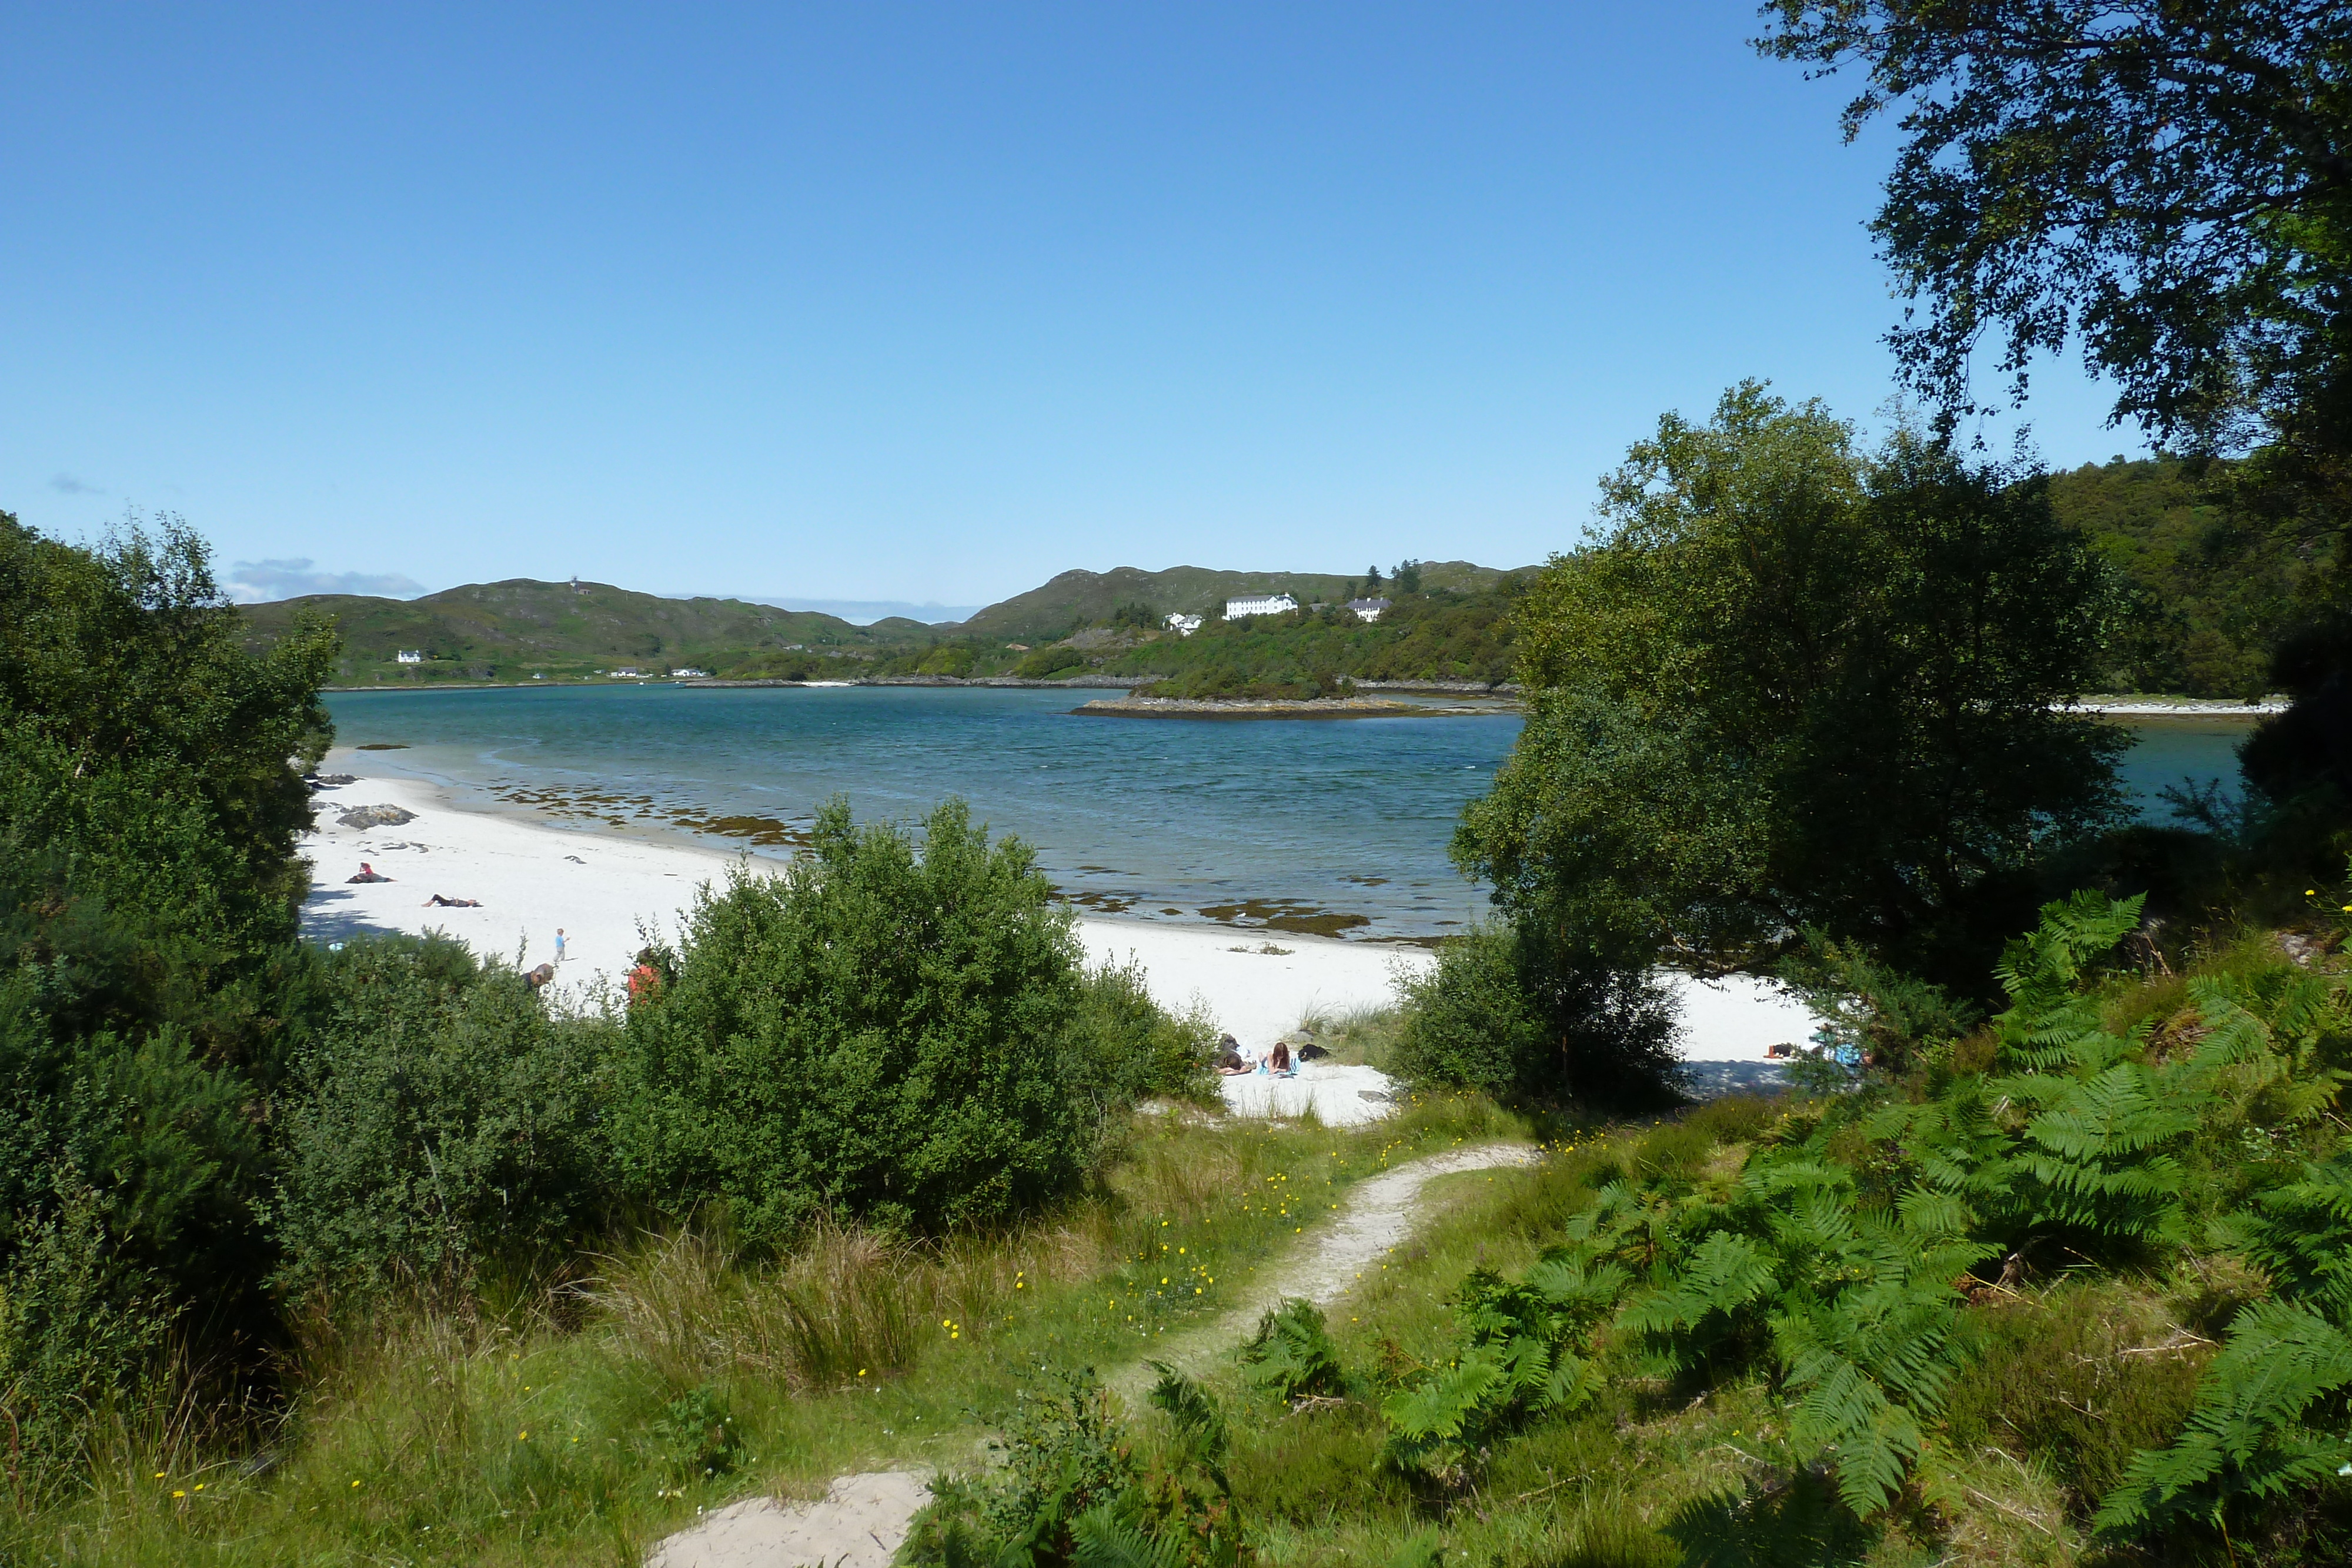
[9,1096,1531,1567]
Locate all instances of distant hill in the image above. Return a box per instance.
[237,561,1544,686]
[949,561,1534,641]
[237,579,928,684]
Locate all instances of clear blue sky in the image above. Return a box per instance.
[2,2,2146,610]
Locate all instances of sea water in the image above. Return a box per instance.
[323,685,2256,940]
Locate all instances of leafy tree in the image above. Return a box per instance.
[1758,1,2352,460]
[1458,385,2126,987]
[1761,1,2352,838]
[0,511,336,1476]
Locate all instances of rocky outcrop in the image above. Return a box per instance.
[336,804,419,829]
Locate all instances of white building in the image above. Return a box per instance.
[396,649,423,664]
[1224,593,1298,618]
[1164,613,1204,637]
[1347,597,1393,623]
[670,667,710,678]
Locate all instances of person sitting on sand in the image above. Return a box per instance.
[422,894,482,907]
[346,861,393,883]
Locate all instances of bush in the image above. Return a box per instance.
[606,797,1104,1239]
[1070,958,1219,1110]
[1016,644,1087,679]
[268,935,605,1296]
[1392,923,1682,1108]
[907,1365,1255,1566]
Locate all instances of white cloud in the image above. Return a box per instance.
[226,557,426,603]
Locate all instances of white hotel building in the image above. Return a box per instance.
[1223,593,1298,618]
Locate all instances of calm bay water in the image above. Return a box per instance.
[322,686,2256,940]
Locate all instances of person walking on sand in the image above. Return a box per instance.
[554,928,566,964]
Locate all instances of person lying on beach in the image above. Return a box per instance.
[422,894,483,907]
[346,862,393,883]
[1267,1040,1293,1076]
[1215,1049,1248,1075]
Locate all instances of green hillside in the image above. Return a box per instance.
[950,560,1532,641]
[238,579,933,685]
[2046,455,2332,699]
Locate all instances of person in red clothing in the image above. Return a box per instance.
[627,947,664,1004]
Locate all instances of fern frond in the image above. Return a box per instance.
[1069,1503,1188,1568]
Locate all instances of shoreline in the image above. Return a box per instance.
[1073,696,1502,720]
[298,758,1815,1066]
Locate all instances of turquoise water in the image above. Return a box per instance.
[2112,716,2256,823]
[322,686,2255,939]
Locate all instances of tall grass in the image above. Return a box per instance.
[1,1095,1526,1566]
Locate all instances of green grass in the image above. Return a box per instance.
[5,1095,1529,1566]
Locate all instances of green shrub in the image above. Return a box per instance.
[0,1185,172,1497]
[1392,923,1681,1109]
[649,1383,741,1481]
[907,1365,1256,1566]
[268,935,605,1296]
[0,514,338,1477]
[1017,645,1088,679]
[606,797,1102,1239]
[1070,958,1218,1110]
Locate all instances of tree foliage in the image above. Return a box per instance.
[0,511,338,1479]
[1460,384,2126,985]
[1758,0,2352,461]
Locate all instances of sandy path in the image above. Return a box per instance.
[641,1141,1538,1566]
[1105,1141,1540,1399]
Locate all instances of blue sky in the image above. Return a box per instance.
[1,2,2147,610]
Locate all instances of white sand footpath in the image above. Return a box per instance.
[298,763,1816,1088]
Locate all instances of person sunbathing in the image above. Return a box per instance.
[346,862,393,883]
[422,894,482,907]
[1268,1040,1294,1076]
[1215,1049,1249,1075]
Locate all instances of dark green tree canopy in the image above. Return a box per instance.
[1759,1,2352,458]
[1461,385,2126,981]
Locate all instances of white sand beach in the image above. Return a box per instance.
[298,759,1818,1112]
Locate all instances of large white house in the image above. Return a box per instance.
[1346,597,1393,623]
[396,649,424,664]
[1164,613,1205,637]
[1224,592,1298,618]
